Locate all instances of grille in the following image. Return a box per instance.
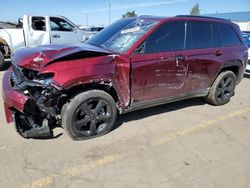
[248,60,250,65]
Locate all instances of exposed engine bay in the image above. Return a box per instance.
[10,63,65,138]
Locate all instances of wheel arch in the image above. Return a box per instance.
[216,60,243,84]
[0,38,11,57]
[63,81,120,107]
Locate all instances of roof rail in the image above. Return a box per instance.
[175,15,230,22]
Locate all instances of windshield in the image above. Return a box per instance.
[87,18,158,53]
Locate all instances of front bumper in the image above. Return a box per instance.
[2,70,29,123]
[2,69,59,138]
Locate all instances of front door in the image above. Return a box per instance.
[49,17,79,45]
[131,21,189,103]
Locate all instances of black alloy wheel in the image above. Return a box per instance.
[62,90,117,140]
[215,76,235,103]
[72,98,112,137]
[206,71,236,106]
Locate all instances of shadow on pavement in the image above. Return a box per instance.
[114,98,206,130]
[35,98,206,141]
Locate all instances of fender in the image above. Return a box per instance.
[40,54,132,109]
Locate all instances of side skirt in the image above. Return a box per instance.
[120,88,210,114]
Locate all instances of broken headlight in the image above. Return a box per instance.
[33,73,55,88]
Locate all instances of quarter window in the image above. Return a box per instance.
[219,23,241,46]
[144,21,186,53]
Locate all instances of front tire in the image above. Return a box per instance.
[205,71,236,106]
[62,90,117,140]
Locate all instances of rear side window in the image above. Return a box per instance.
[32,17,46,31]
[188,21,220,49]
[219,23,241,46]
[144,21,186,53]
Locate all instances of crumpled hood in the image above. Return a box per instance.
[12,43,113,70]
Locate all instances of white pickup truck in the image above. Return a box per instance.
[0,15,86,69]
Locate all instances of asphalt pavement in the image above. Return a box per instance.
[0,70,249,188]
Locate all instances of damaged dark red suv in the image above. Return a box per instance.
[2,15,248,140]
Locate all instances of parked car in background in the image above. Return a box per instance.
[2,15,248,140]
[0,15,86,69]
[245,48,250,76]
[83,26,104,40]
[242,31,250,48]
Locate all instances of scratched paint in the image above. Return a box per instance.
[21,107,250,188]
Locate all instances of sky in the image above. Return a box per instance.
[0,0,249,26]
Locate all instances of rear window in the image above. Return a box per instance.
[219,23,242,46]
[188,21,220,49]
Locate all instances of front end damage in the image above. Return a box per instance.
[4,64,65,138]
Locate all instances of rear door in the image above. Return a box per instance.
[131,21,189,103]
[49,17,79,44]
[184,21,223,92]
[24,16,50,47]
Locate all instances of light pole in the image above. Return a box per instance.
[109,0,111,25]
[86,13,89,26]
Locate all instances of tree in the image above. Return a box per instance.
[122,11,138,18]
[190,3,200,16]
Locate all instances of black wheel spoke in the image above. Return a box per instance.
[226,84,234,92]
[222,94,229,101]
[224,78,232,87]
[97,114,111,122]
[75,118,90,129]
[216,88,223,98]
[94,99,105,113]
[79,102,92,115]
[220,79,225,87]
[89,121,97,135]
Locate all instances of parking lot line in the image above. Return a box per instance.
[153,107,250,146]
[21,107,250,188]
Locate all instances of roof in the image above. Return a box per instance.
[203,11,250,22]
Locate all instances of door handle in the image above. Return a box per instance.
[52,34,60,38]
[215,51,223,56]
[175,55,186,67]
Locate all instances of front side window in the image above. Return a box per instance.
[143,21,186,54]
[50,17,74,32]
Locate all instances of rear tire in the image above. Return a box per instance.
[0,51,5,70]
[62,90,117,140]
[205,71,236,106]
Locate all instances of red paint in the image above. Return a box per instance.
[2,70,29,122]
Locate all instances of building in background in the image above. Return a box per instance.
[204,11,250,31]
